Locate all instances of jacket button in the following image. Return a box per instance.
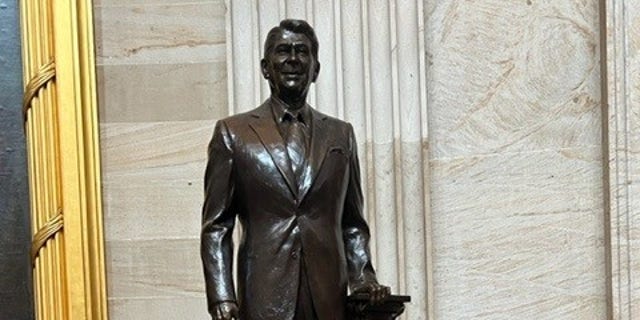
[291,251,298,259]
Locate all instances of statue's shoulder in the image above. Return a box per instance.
[215,103,268,130]
[311,108,349,127]
[311,108,353,135]
[218,111,252,126]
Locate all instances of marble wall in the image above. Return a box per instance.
[94,0,226,318]
[95,0,620,319]
[426,1,606,319]
[603,0,640,318]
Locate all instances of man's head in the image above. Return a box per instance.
[261,19,321,105]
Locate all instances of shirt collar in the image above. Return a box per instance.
[270,96,311,125]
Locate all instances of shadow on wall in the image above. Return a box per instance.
[0,0,34,319]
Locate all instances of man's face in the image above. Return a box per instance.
[261,30,319,102]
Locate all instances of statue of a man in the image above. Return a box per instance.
[201,19,389,320]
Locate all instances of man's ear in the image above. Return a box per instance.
[312,62,321,82]
[260,59,269,79]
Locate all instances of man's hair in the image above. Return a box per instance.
[263,19,319,59]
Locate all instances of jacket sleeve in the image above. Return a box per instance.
[201,120,237,313]
[342,124,379,290]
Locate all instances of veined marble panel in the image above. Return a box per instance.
[427,1,605,319]
[632,20,640,317]
[97,62,227,122]
[108,297,208,320]
[603,0,640,317]
[93,0,223,318]
[431,148,605,319]
[100,121,212,240]
[94,0,226,66]
[106,238,204,298]
[102,165,203,240]
[626,2,640,316]
[427,0,601,158]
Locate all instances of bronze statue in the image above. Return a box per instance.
[201,19,390,320]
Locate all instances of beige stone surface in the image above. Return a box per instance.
[426,1,606,318]
[430,148,605,319]
[632,82,640,313]
[97,62,227,123]
[604,1,640,317]
[628,4,640,316]
[427,1,601,159]
[106,238,204,298]
[100,121,212,240]
[100,122,214,317]
[108,297,208,320]
[93,0,227,123]
[94,0,226,66]
[93,0,228,316]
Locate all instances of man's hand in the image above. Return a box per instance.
[212,301,240,320]
[352,282,391,305]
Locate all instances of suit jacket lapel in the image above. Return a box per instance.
[298,108,330,203]
[248,102,298,199]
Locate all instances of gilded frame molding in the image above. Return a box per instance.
[20,0,108,318]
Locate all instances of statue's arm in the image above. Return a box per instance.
[342,124,378,288]
[201,120,238,316]
[342,124,391,305]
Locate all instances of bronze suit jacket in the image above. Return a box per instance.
[201,99,377,320]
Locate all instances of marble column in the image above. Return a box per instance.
[602,0,640,318]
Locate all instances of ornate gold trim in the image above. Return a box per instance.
[20,0,108,318]
[53,0,108,317]
[31,209,63,264]
[22,59,56,123]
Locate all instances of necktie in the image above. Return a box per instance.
[285,112,307,183]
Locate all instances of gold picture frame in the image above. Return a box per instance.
[20,0,107,318]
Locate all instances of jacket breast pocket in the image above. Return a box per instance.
[328,146,348,156]
[325,146,349,168]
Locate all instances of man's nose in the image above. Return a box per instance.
[287,48,299,61]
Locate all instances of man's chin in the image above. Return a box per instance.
[277,86,307,100]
